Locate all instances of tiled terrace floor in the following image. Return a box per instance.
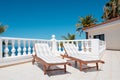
[0,50,120,80]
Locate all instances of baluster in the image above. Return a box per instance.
[49,41,52,50]
[72,41,74,44]
[86,41,89,52]
[32,41,35,55]
[67,41,69,44]
[11,40,16,56]
[37,40,40,43]
[88,41,91,52]
[76,41,79,50]
[81,41,84,52]
[58,41,61,52]
[17,40,21,56]
[23,40,26,55]
[28,40,31,55]
[4,39,9,57]
[62,41,65,53]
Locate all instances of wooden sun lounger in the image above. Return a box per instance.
[61,54,104,71]
[62,43,105,71]
[32,54,67,74]
[32,43,68,75]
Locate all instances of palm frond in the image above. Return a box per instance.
[61,36,68,40]
[0,23,8,34]
[102,0,120,21]
[61,33,76,40]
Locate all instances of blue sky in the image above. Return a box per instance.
[0,0,108,40]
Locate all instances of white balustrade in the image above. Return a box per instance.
[0,35,106,66]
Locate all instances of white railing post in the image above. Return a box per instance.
[17,40,21,56]
[81,41,84,52]
[28,40,31,55]
[32,41,35,55]
[58,41,61,52]
[0,37,2,59]
[11,40,16,56]
[51,35,57,53]
[23,40,26,55]
[4,39,9,57]
[91,39,99,55]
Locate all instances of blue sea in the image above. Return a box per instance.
[2,45,33,57]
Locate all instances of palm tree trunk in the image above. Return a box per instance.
[112,1,117,17]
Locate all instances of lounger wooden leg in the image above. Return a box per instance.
[64,64,66,73]
[32,56,35,65]
[62,56,64,59]
[79,62,82,71]
[32,59,35,65]
[44,65,47,75]
[75,61,77,67]
[96,63,99,70]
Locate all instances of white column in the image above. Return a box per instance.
[32,41,35,55]
[51,35,57,53]
[28,40,31,55]
[85,41,89,52]
[4,39,9,57]
[81,41,84,52]
[0,38,3,58]
[87,40,92,52]
[58,41,61,52]
[75,41,78,48]
[17,40,21,56]
[23,40,26,55]
[11,40,16,56]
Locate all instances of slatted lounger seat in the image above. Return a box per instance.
[32,43,67,75]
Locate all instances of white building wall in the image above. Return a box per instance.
[87,22,120,50]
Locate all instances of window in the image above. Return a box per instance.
[93,34,105,41]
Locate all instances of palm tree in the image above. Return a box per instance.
[76,15,97,36]
[0,23,7,34]
[102,0,120,21]
[61,33,75,47]
[61,33,75,40]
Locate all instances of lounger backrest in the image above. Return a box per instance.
[63,43,101,60]
[63,43,80,56]
[35,43,53,56]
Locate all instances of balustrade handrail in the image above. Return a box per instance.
[57,39,92,42]
[0,37,49,41]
